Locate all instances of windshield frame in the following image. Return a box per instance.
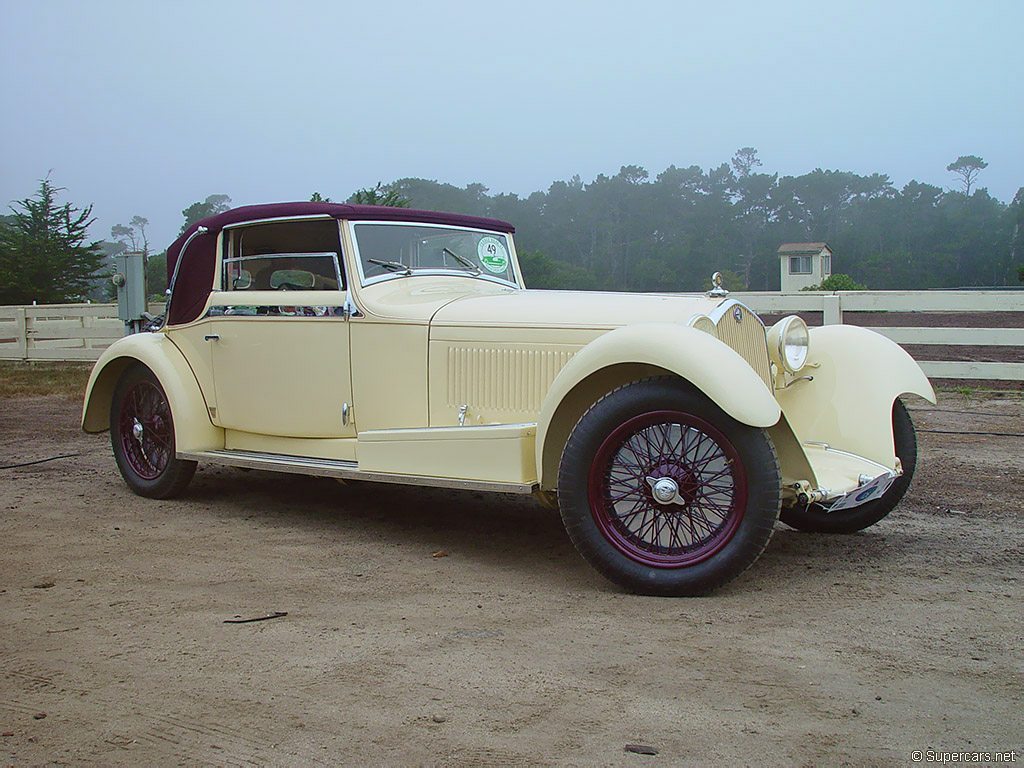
[347,220,522,289]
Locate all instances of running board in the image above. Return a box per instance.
[177,449,538,495]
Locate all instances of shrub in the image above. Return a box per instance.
[801,273,867,291]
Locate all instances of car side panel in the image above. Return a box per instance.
[208,315,354,438]
[349,321,430,431]
[82,333,224,452]
[166,317,217,412]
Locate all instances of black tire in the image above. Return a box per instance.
[110,365,197,499]
[557,377,781,596]
[780,399,917,534]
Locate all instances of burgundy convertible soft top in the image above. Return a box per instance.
[165,202,516,325]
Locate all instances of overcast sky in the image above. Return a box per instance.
[1,0,1021,250]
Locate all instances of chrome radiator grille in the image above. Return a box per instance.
[712,302,773,388]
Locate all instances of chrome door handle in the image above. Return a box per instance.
[204,334,220,341]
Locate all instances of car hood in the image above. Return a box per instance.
[430,289,723,331]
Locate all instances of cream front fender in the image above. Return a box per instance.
[777,324,936,469]
[534,323,781,489]
[81,333,223,452]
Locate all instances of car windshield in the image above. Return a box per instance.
[352,223,517,286]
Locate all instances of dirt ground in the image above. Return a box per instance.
[1,394,1021,767]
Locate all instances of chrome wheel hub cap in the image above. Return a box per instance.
[132,419,144,442]
[646,476,683,506]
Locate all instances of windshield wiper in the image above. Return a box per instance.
[443,247,480,275]
[368,258,412,276]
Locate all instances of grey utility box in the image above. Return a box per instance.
[112,251,148,334]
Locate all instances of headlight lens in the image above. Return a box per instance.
[783,319,809,372]
[768,316,810,374]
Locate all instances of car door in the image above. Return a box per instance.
[207,219,356,439]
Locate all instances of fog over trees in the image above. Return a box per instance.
[1,149,1021,304]
[367,149,1020,291]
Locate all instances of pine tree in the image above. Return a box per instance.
[0,177,104,304]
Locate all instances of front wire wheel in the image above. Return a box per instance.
[558,378,781,596]
[110,365,196,499]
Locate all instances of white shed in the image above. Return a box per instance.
[778,242,832,292]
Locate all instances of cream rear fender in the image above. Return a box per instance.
[776,324,936,469]
[535,323,782,489]
[81,333,224,452]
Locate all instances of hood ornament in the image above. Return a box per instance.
[708,271,729,298]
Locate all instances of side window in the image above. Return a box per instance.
[222,219,346,291]
[224,252,341,291]
[789,256,812,275]
[214,219,346,317]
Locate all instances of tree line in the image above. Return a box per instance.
[1,150,1021,305]
[374,150,1022,291]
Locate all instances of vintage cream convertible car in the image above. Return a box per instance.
[82,203,935,595]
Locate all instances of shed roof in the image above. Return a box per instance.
[777,242,831,255]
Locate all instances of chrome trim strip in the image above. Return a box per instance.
[708,298,766,328]
[222,251,337,265]
[163,225,209,326]
[221,214,334,229]
[177,449,538,494]
[341,289,362,318]
[802,442,900,477]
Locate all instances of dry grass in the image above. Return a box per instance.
[0,361,93,400]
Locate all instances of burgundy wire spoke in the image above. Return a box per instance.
[119,381,172,480]
[146,430,171,452]
[588,409,748,568]
[667,515,684,550]
[654,423,672,457]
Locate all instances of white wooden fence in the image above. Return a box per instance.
[1,293,1022,382]
[731,290,1024,382]
[0,303,163,362]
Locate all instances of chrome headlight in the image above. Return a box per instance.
[767,316,810,374]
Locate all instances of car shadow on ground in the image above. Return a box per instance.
[184,465,580,562]
[177,465,910,595]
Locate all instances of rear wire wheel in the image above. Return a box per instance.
[557,378,781,596]
[110,365,196,499]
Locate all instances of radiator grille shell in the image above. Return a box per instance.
[710,301,773,388]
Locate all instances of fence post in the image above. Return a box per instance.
[14,307,27,360]
[82,312,92,351]
[823,294,842,325]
